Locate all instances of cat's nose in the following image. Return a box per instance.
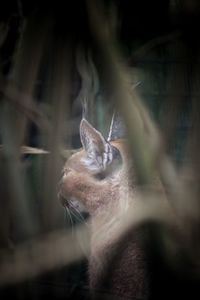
[57,177,68,207]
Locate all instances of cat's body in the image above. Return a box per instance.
[59,117,149,299]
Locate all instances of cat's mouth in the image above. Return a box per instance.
[68,197,88,214]
[57,189,68,207]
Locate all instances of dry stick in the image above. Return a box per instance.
[0,145,79,158]
[0,145,49,155]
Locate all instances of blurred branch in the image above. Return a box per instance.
[17,0,24,18]
[0,190,175,287]
[7,17,52,147]
[85,0,200,245]
[40,41,73,231]
[0,227,89,286]
[0,16,54,241]
[0,22,9,48]
[75,47,100,124]
[0,79,51,131]
[132,30,182,60]
[86,0,161,185]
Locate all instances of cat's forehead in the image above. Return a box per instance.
[65,149,83,163]
[64,149,87,170]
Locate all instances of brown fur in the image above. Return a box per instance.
[59,121,149,299]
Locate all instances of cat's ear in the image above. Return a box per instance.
[107,112,126,141]
[80,118,113,171]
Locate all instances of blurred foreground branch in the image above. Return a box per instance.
[86,0,200,258]
[0,191,176,287]
[0,227,89,286]
[0,80,51,131]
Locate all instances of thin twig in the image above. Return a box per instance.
[0,144,79,156]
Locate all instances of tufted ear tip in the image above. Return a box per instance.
[108,112,126,141]
[81,97,89,120]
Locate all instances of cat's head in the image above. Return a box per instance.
[58,114,126,215]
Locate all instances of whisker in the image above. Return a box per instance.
[68,201,89,226]
[69,206,85,224]
[65,206,74,235]
[72,206,86,222]
[64,206,70,224]
[68,203,89,258]
[76,210,89,227]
